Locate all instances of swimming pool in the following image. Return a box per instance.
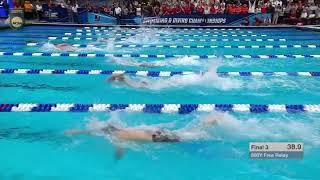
[0,25,319,179]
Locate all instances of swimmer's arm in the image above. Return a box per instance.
[64,129,95,136]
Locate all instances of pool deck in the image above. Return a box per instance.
[296,25,320,32]
[1,20,318,30]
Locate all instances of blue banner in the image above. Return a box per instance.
[74,11,271,26]
[142,13,271,25]
[0,0,13,17]
[42,5,69,22]
[87,12,116,24]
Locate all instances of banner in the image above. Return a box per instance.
[87,12,116,24]
[42,4,69,22]
[142,13,271,26]
[0,0,13,17]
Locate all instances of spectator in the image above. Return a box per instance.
[154,4,161,16]
[136,4,142,16]
[204,4,211,14]
[248,0,256,13]
[24,0,34,19]
[71,2,79,23]
[128,3,135,15]
[115,4,122,24]
[123,5,129,16]
[272,3,282,24]
[35,0,43,21]
[241,16,250,25]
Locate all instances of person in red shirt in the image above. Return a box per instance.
[197,3,204,14]
[261,5,267,13]
[241,4,248,14]
[235,5,242,14]
[229,4,236,14]
[173,4,182,14]
[211,3,217,14]
[183,2,192,14]
[161,3,169,15]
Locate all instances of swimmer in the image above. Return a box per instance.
[109,59,158,68]
[55,43,77,51]
[65,113,219,159]
[107,73,148,88]
[138,62,158,68]
[65,113,219,143]
[98,38,109,42]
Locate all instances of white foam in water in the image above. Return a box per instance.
[109,58,142,67]
[123,28,168,44]
[204,112,320,146]
[80,111,320,154]
[136,60,243,90]
[109,56,202,67]
[161,56,202,66]
[245,75,320,95]
[75,45,102,52]
[40,42,61,51]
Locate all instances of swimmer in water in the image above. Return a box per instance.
[98,38,109,42]
[138,62,158,68]
[107,73,148,88]
[65,113,219,143]
[55,43,77,51]
[65,113,220,159]
[109,59,158,68]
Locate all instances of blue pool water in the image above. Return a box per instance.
[0,26,319,179]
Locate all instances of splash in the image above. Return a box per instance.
[75,45,102,52]
[40,42,60,51]
[203,112,320,146]
[93,38,116,52]
[124,29,164,44]
[108,56,203,67]
[136,60,243,90]
[83,111,320,150]
[159,56,202,66]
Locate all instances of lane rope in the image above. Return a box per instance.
[76,29,252,34]
[72,31,320,37]
[1,103,319,113]
[48,36,291,42]
[66,32,267,37]
[0,68,319,77]
[19,42,320,49]
[0,51,319,59]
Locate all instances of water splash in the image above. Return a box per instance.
[81,111,320,156]
[108,56,203,67]
[40,42,60,51]
[205,112,320,146]
[135,60,242,90]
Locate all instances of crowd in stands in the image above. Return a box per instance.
[18,0,320,25]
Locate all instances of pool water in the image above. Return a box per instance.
[0,26,319,179]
